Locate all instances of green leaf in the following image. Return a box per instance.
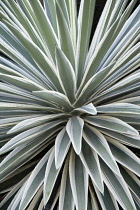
[0,115,34,127]
[74,103,97,115]
[55,127,71,169]
[94,184,119,210]
[0,120,62,154]
[83,124,120,175]
[99,128,140,148]
[43,0,58,34]
[56,47,76,103]
[69,149,88,210]
[3,0,46,53]
[56,2,75,68]
[0,174,30,209]
[19,151,50,210]
[0,82,51,104]
[1,23,53,88]
[87,0,128,61]
[33,90,73,111]
[29,0,58,60]
[75,62,115,106]
[107,136,140,176]
[0,132,54,181]
[1,20,62,91]
[80,140,103,192]
[93,71,140,104]
[97,103,140,115]
[7,114,67,134]
[26,186,43,210]
[68,0,77,51]
[7,180,27,210]
[0,73,42,91]
[43,148,60,205]
[84,115,139,136]
[66,116,84,154]
[101,159,136,210]
[117,96,140,105]
[0,102,61,112]
[0,64,24,77]
[89,185,100,210]
[59,158,74,210]
[120,166,140,201]
[76,0,96,87]
[57,0,69,27]
[82,18,119,85]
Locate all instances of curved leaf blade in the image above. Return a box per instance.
[84,115,139,136]
[80,140,104,193]
[83,124,120,175]
[66,116,84,154]
[43,148,60,205]
[69,149,88,210]
[56,47,76,103]
[55,127,71,169]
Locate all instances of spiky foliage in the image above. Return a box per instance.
[0,0,140,209]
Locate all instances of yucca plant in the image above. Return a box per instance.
[0,0,140,209]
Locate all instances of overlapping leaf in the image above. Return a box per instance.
[0,0,139,209]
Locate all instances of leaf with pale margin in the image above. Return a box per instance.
[66,116,84,154]
[59,158,74,210]
[69,149,88,210]
[97,102,140,115]
[80,140,103,192]
[84,115,139,136]
[107,136,140,176]
[8,114,67,134]
[83,124,120,175]
[101,159,136,210]
[56,47,76,103]
[43,148,60,205]
[55,127,71,169]
[19,150,51,210]
[75,103,97,115]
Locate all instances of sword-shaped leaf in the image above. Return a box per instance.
[0,120,62,154]
[1,20,62,91]
[75,62,115,106]
[107,136,140,176]
[59,158,74,210]
[84,115,139,136]
[19,151,51,210]
[99,128,140,148]
[80,140,103,192]
[66,116,84,154]
[43,148,60,205]
[101,159,136,210]
[56,47,76,103]
[83,124,120,175]
[56,2,75,68]
[69,149,88,210]
[120,166,140,201]
[94,184,119,210]
[55,127,71,169]
[7,114,67,134]
[76,0,96,87]
[97,103,140,115]
[29,0,58,60]
[0,73,42,91]
[75,103,97,115]
[33,90,73,111]
[43,0,57,34]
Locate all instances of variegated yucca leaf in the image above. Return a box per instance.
[0,0,140,209]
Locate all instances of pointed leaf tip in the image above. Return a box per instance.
[66,116,84,154]
[75,103,97,115]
